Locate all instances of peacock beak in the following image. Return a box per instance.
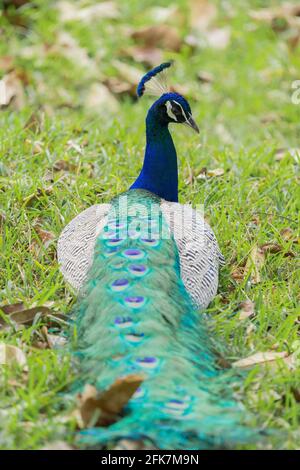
[185,115,200,133]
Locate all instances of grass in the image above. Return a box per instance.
[0,0,299,449]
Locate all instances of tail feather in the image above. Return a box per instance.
[68,190,255,449]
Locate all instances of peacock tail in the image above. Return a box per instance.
[67,189,254,450]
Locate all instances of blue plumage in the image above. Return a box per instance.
[137,61,172,97]
[58,64,261,450]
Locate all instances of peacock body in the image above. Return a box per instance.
[58,63,253,449]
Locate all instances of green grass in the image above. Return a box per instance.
[0,0,299,449]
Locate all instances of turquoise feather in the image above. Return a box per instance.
[69,190,254,449]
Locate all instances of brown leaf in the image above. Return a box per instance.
[104,77,134,96]
[58,1,119,22]
[207,168,225,177]
[0,343,27,369]
[0,304,67,329]
[123,46,163,67]
[250,4,300,30]
[29,226,55,259]
[232,351,288,368]
[197,70,214,83]
[53,160,76,172]
[231,267,245,283]
[40,326,67,349]
[238,300,255,320]
[0,56,14,72]
[0,302,25,315]
[112,60,143,87]
[76,375,144,428]
[0,71,25,109]
[260,243,282,254]
[205,28,231,49]
[54,32,96,71]
[189,0,217,31]
[23,186,53,207]
[130,25,182,52]
[244,245,265,284]
[85,83,119,114]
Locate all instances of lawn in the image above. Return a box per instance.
[0,0,299,449]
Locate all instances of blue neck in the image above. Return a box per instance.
[130,112,178,202]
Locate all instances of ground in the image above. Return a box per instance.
[0,0,299,449]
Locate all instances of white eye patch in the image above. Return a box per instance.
[173,100,189,122]
[166,100,177,121]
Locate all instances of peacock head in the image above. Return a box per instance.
[137,62,199,133]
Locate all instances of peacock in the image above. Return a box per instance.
[58,62,255,450]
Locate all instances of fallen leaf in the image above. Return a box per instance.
[130,25,182,52]
[244,245,265,284]
[85,83,119,113]
[23,186,53,207]
[30,226,55,259]
[250,4,300,30]
[149,6,180,23]
[112,60,143,88]
[76,375,144,428]
[104,77,134,96]
[0,56,14,72]
[0,304,67,329]
[58,1,119,22]
[123,46,163,67]
[0,343,27,369]
[260,243,282,254]
[231,266,246,284]
[238,300,255,320]
[0,71,25,109]
[232,351,288,368]
[189,0,217,31]
[197,70,214,83]
[205,27,231,49]
[40,326,67,349]
[54,31,96,70]
[53,160,76,172]
[207,168,225,177]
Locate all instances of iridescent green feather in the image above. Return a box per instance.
[69,189,255,449]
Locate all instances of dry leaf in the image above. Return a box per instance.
[244,245,265,284]
[30,226,55,259]
[54,32,96,70]
[250,4,300,29]
[238,300,255,320]
[104,77,134,96]
[189,0,217,31]
[58,1,119,22]
[0,56,14,72]
[0,71,25,109]
[260,243,282,254]
[123,46,163,67]
[207,168,225,177]
[197,70,214,83]
[53,160,76,172]
[232,351,288,368]
[205,28,231,49]
[0,304,67,329]
[76,375,144,428]
[112,60,143,87]
[0,343,27,369]
[150,6,180,23]
[40,326,67,349]
[23,186,53,207]
[85,83,119,113]
[130,25,182,52]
